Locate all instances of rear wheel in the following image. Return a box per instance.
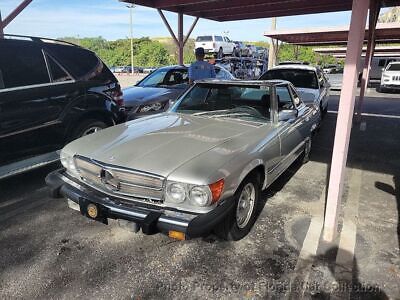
[214,174,261,241]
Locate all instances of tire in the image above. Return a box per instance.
[217,48,224,59]
[71,119,107,140]
[214,174,261,241]
[301,136,312,164]
[233,47,238,57]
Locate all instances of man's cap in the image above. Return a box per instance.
[195,47,205,56]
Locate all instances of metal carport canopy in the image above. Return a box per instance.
[314,45,400,54]
[264,22,400,45]
[123,0,398,21]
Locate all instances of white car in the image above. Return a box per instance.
[379,62,400,92]
[260,64,330,119]
[195,35,236,58]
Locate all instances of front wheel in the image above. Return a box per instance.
[71,119,107,141]
[214,174,261,240]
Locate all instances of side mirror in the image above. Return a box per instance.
[279,109,298,122]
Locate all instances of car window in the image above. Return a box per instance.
[137,69,168,87]
[0,41,50,89]
[174,84,272,121]
[260,69,319,89]
[47,44,100,79]
[46,54,73,83]
[196,36,212,42]
[387,63,400,71]
[276,86,295,110]
[164,69,188,85]
[215,36,223,42]
[288,85,303,108]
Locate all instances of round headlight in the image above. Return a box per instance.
[189,186,211,207]
[60,151,77,174]
[166,183,187,203]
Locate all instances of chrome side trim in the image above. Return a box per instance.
[0,120,62,139]
[0,80,76,93]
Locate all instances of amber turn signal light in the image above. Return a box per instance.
[168,230,186,240]
[209,178,224,204]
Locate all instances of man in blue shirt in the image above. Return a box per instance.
[188,47,216,84]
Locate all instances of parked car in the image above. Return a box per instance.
[0,34,125,179]
[195,35,236,58]
[322,65,340,74]
[379,61,400,92]
[112,66,127,73]
[365,56,399,81]
[260,64,330,118]
[233,41,248,56]
[143,67,157,73]
[47,79,319,241]
[123,64,235,119]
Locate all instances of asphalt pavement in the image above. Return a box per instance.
[0,91,399,299]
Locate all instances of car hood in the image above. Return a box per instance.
[123,86,186,107]
[296,88,320,104]
[63,113,265,178]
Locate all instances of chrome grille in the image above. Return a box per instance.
[74,156,165,202]
[393,75,400,81]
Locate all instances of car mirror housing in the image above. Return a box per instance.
[278,109,297,122]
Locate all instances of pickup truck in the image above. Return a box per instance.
[195,35,236,58]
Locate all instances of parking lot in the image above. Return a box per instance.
[1,90,399,299]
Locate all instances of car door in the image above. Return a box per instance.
[0,40,74,165]
[275,84,305,166]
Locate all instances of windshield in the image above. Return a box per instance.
[137,68,188,87]
[172,84,272,122]
[260,69,319,89]
[387,63,400,71]
[196,36,213,42]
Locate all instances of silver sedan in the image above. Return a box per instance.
[47,79,319,241]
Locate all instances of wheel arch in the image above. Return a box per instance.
[235,160,266,195]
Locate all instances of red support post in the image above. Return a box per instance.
[178,12,184,65]
[356,0,381,119]
[322,0,369,242]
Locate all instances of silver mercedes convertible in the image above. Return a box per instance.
[47,79,319,241]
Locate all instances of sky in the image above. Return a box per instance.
[1,0,355,41]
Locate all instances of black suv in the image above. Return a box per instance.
[0,35,125,178]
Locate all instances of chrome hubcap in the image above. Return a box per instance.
[236,182,256,229]
[82,126,102,136]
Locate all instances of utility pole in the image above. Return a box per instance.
[127,4,135,75]
[268,17,277,69]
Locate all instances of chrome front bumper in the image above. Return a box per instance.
[46,169,234,238]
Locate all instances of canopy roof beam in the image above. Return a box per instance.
[0,0,33,33]
[157,9,199,65]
